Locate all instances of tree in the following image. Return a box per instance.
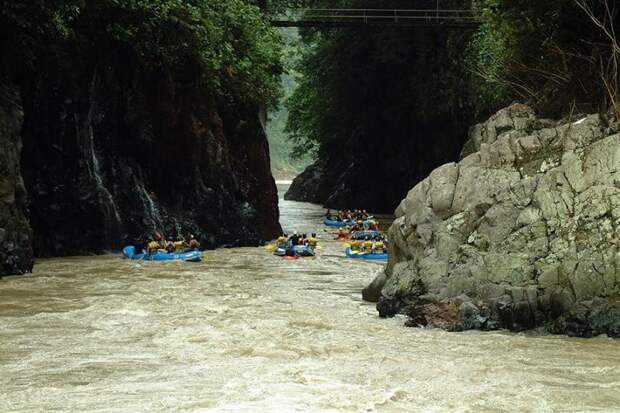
[575,0,620,119]
[1,1,283,107]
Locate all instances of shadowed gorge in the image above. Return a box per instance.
[284,0,618,213]
[283,1,479,212]
[0,1,282,272]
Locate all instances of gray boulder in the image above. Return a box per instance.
[371,103,620,337]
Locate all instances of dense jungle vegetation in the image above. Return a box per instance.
[283,0,619,161]
[1,0,283,107]
[266,29,314,179]
[1,0,617,183]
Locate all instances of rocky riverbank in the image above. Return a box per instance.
[364,104,620,337]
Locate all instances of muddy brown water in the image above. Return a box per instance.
[1,184,619,412]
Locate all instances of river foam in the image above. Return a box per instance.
[0,185,619,412]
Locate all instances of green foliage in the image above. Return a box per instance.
[285,0,474,157]
[284,0,617,164]
[1,0,283,106]
[465,0,613,116]
[464,2,513,114]
[267,28,314,177]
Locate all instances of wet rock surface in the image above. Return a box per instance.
[0,54,280,270]
[0,78,33,276]
[284,159,330,204]
[19,64,280,257]
[366,104,620,337]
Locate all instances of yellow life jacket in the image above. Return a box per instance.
[350,241,360,250]
[307,237,318,248]
[173,241,187,252]
[147,241,160,254]
[364,241,374,249]
[373,242,384,250]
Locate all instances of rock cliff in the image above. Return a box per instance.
[0,77,33,275]
[285,117,468,213]
[284,159,330,203]
[0,53,281,274]
[365,104,620,337]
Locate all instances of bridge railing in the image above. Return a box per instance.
[272,8,480,27]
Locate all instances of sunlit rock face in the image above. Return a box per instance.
[367,104,620,337]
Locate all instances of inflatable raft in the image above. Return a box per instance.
[274,245,315,257]
[324,218,353,227]
[324,218,375,227]
[122,246,203,262]
[345,247,387,261]
[350,230,381,240]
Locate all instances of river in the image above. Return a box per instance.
[1,184,620,412]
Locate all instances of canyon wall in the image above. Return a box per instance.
[0,77,33,275]
[0,53,281,275]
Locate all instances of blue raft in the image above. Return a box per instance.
[324,218,375,227]
[275,245,315,257]
[324,218,352,227]
[122,246,203,262]
[350,230,382,240]
[345,247,387,261]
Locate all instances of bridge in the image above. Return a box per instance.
[271,8,480,28]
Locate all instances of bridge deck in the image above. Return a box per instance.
[271,8,480,28]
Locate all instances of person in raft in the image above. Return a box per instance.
[276,234,288,249]
[187,234,201,250]
[350,220,364,232]
[372,238,386,254]
[146,234,166,254]
[173,236,189,252]
[335,228,348,240]
[362,239,374,253]
[306,233,318,249]
[165,237,175,253]
[285,231,299,257]
[288,231,301,246]
[367,220,379,231]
